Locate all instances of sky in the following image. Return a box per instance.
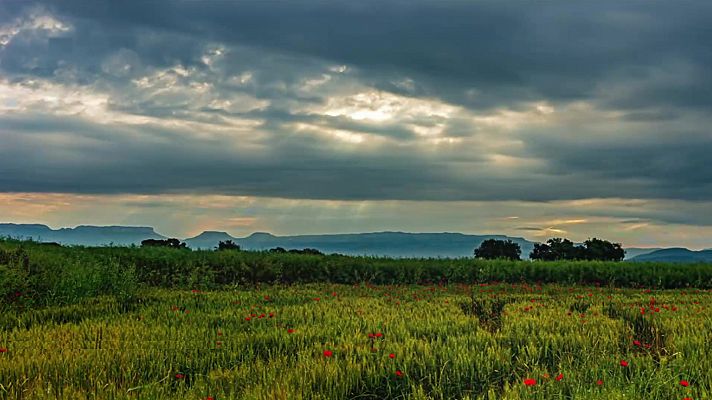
[1,1,711,248]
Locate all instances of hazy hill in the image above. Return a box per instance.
[187,231,535,258]
[631,248,712,263]
[0,223,165,246]
[624,247,663,260]
[0,223,687,259]
[184,231,237,249]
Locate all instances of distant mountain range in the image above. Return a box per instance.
[185,231,536,258]
[0,223,164,246]
[0,223,705,261]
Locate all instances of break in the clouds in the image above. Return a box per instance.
[1,1,711,246]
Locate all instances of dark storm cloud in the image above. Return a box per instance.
[1,0,711,204]
[31,0,712,110]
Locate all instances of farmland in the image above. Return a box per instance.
[0,240,711,399]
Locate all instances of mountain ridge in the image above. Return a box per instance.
[0,223,691,260]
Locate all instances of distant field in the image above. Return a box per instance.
[0,284,709,399]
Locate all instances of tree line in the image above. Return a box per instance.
[140,239,324,255]
[474,237,625,261]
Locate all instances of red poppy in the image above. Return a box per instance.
[204,397,214,400]
[0,347,7,353]
[523,378,536,386]
[389,353,395,359]
[375,332,383,338]
[313,297,321,301]
[368,333,375,339]
[245,317,251,321]
[680,380,689,387]
[395,370,403,377]
[683,398,692,400]
[633,340,641,346]
[596,379,604,386]
[323,350,333,357]
[555,373,563,381]
[175,373,185,379]
[620,360,629,367]
[287,328,295,334]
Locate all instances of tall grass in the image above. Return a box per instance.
[1,238,711,310]
[0,284,709,399]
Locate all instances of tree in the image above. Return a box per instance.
[530,242,557,261]
[474,239,521,260]
[287,248,324,255]
[582,238,625,261]
[529,237,625,261]
[216,240,240,251]
[530,238,579,260]
[140,238,187,249]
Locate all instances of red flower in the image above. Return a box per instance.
[375,332,383,338]
[368,333,375,339]
[175,373,185,379]
[313,297,321,301]
[633,340,641,346]
[205,397,214,400]
[680,380,689,387]
[620,360,629,367]
[389,353,395,359]
[0,347,7,353]
[683,398,692,400]
[555,373,563,381]
[523,378,536,386]
[596,379,604,386]
[245,317,251,321]
[323,350,333,357]
[287,328,295,334]
[395,370,403,377]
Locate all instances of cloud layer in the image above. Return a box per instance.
[1,1,711,244]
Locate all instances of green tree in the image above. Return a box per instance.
[140,238,188,249]
[582,238,625,261]
[216,240,240,251]
[474,239,521,260]
[531,238,581,260]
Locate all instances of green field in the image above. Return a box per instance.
[1,241,711,399]
[1,284,710,399]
